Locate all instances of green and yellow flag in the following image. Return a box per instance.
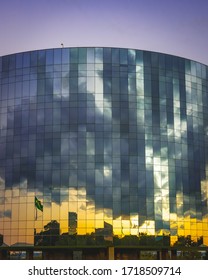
[35,196,43,212]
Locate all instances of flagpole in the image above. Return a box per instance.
[35,206,37,220]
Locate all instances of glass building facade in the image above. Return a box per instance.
[0,47,208,249]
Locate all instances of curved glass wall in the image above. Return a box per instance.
[0,47,208,247]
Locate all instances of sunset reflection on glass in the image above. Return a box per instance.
[0,48,208,252]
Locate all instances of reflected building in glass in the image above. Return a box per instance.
[0,47,208,258]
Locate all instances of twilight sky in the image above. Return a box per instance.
[0,0,208,64]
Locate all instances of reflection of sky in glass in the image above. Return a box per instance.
[0,47,208,247]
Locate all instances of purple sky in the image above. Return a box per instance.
[1,0,208,64]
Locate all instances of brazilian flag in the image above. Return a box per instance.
[35,196,43,212]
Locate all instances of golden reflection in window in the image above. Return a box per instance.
[1,184,208,246]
